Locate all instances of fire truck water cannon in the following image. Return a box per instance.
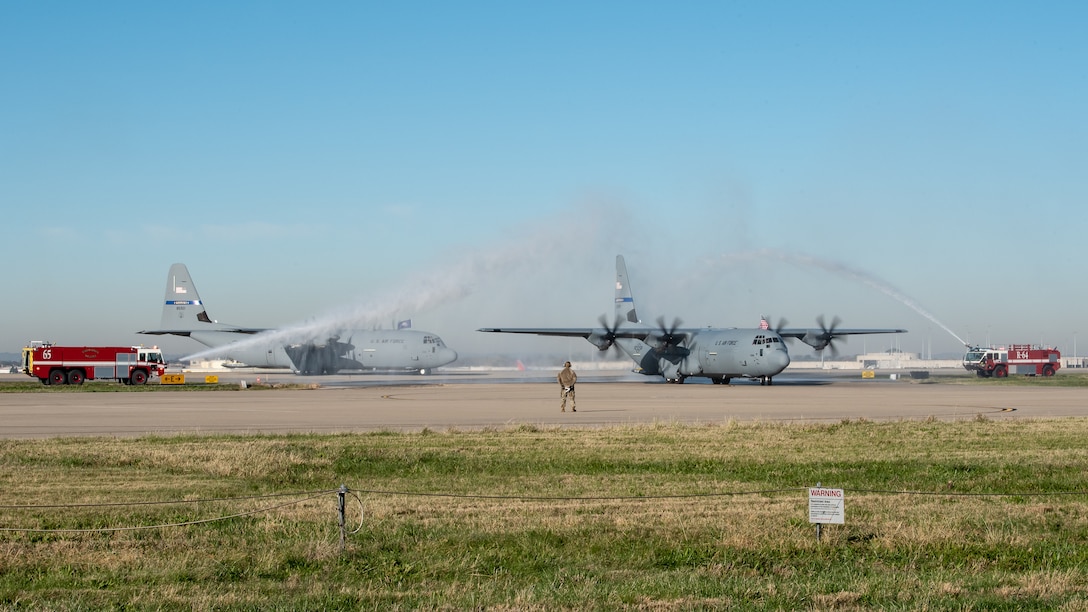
[962,344,1061,378]
[21,344,167,385]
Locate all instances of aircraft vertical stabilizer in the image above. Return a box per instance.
[161,263,217,329]
[158,263,247,332]
[615,255,640,324]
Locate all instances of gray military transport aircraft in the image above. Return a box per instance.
[139,264,457,375]
[479,255,906,385]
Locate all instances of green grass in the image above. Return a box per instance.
[3,419,1088,609]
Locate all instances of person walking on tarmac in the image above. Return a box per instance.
[558,361,577,412]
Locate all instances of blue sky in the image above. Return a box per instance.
[3,3,1086,360]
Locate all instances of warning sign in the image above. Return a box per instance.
[808,487,845,524]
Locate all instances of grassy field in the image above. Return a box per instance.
[3,416,1088,610]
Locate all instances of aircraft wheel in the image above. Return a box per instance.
[419,369,428,375]
[49,369,67,385]
[130,369,149,385]
[766,376,773,386]
[67,369,85,385]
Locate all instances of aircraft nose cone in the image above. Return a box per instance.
[770,349,790,373]
[444,348,458,364]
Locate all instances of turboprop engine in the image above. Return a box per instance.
[586,332,615,351]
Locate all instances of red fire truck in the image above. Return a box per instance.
[21,342,167,385]
[962,344,1061,378]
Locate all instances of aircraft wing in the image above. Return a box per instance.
[478,327,595,338]
[777,326,908,351]
[137,327,269,336]
[777,328,908,338]
[477,327,655,340]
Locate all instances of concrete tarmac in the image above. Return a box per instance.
[1,371,1085,438]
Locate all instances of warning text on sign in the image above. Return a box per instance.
[808,487,845,524]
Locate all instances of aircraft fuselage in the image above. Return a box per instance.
[192,329,457,375]
[618,328,791,384]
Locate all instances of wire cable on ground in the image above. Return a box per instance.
[350,486,806,501]
[6,485,1088,535]
[846,487,1088,497]
[350,486,1088,501]
[0,491,331,534]
[346,489,366,535]
[0,488,337,510]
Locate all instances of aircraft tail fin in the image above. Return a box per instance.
[140,263,268,342]
[615,255,640,324]
[160,263,222,330]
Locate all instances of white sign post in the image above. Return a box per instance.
[809,485,845,542]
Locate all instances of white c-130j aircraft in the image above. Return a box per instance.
[479,255,906,385]
[139,264,458,375]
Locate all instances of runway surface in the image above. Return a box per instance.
[1,370,1085,438]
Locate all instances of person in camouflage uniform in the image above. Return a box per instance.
[558,361,577,412]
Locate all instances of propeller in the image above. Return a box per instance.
[654,316,689,349]
[766,315,788,334]
[588,314,624,355]
[816,315,843,356]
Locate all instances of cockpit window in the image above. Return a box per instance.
[752,335,782,345]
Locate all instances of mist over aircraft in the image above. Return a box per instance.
[479,255,906,385]
[139,264,457,375]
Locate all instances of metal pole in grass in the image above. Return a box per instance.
[815,482,822,544]
[338,484,347,551]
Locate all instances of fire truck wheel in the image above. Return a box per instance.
[1043,365,1055,376]
[49,369,67,385]
[66,370,85,385]
[130,369,148,385]
[993,365,1008,378]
